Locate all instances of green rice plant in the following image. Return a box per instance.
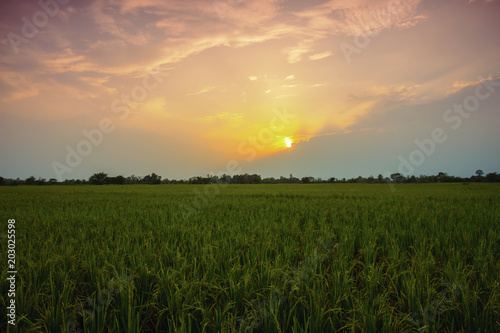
[0,183,499,332]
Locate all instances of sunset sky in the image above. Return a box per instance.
[1,0,499,181]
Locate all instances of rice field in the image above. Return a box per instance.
[1,183,499,332]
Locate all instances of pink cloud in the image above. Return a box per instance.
[294,0,426,36]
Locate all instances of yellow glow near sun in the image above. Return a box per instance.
[284,137,293,148]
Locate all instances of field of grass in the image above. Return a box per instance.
[1,183,499,332]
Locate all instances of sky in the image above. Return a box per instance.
[0,0,499,181]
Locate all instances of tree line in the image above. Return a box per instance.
[1,170,500,186]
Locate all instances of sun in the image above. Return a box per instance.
[284,137,293,148]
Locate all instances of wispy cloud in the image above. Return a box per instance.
[286,43,312,63]
[294,0,426,36]
[187,86,219,96]
[309,51,333,61]
[203,112,244,121]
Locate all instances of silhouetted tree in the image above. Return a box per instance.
[231,173,262,184]
[189,176,208,184]
[219,174,231,183]
[127,175,140,184]
[262,177,276,183]
[390,173,405,183]
[25,176,36,185]
[486,172,500,183]
[437,172,449,182]
[108,175,126,184]
[252,174,262,184]
[150,173,162,184]
[301,177,313,184]
[476,169,484,177]
[89,172,108,185]
[142,173,162,184]
[189,177,199,184]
